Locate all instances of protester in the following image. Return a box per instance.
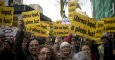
[90,40,100,60]
[53,36,62,55]
[98,36,106,60]
[13,20,39,60]
[81,44,96,60]
[104,32,114,60]
[71,37,80,53]
[73,51,91,60]
[58,41,74,60]
[22,37,28,49]
[38,45,58,60]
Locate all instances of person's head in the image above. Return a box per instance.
[101,36,108,45]
[3,40,12,51]
[73,51,91,60]
[106,32,113,39]
[72,37,78,46]
[81,44,91,55]
[60,41,71,56]
[38,46,56,60]
[26,39,39,56]
[91,40,96,45]
[22,37,28,49]
[83,38,90,44]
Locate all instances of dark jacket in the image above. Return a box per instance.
[0,47,13,60]
[104,38,113,60]
[13,30,35,60]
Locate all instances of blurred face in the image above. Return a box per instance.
[22,38,27,49]
[101,38,107,44]
[81,45,91,55]
[61,46,71,56]
[38,47,51,60]
[29,40,39,55]
[107,32,112,38]
[4,42,11,50]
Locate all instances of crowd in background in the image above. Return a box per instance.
[0,21,115,60]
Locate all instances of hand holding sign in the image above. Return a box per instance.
[18,20,24,31]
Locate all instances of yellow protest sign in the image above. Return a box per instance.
[55,20,62,24]
[13,16,18,26]
[53,23,69,36]
[0,6,14,26]
[0,1,4,6]
[22,10,40,26]
[25,25,33,32]
[68,0,76,20]
[102,18,115,32]
[40,21,50,37]
[95,21,104,40]
[71,13,96,40]
[25,24,41,36]
[31,24,41,36]
[70,21,85,37]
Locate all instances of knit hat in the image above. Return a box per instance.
[60,41,70,49]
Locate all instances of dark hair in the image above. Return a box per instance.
[101,36,108,40]
[26,38,39,55]
[38,45,58,60]
[80,43,91,51]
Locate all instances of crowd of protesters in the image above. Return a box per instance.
[0,21,115,60]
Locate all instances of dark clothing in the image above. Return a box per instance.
[0,47,13,60]
[72,45,80,53]
[104,38,113,60]
[13,30,36,60]
[91,44,100,60]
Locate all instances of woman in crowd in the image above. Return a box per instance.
[81,44,96,60]
[38,45,58,60]
[73,51,90,60]
[58,41,74,60]
[13,20,40,60]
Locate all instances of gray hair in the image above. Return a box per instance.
[73,51,91,60]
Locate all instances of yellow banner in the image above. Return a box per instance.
[13,16,18,26]
[53,23,69,36]
[31,24,41,36]
[70,21,85,37]
[71,13,96,40]
[68,0,76,20]
[95,21,104,40]
[0,1,4,6]
[102,18,115,32]
[25,22,50,38]
[26,24,41,36]
[40,21,50,37]
[22,10,40,26]
[0,6,14,26]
